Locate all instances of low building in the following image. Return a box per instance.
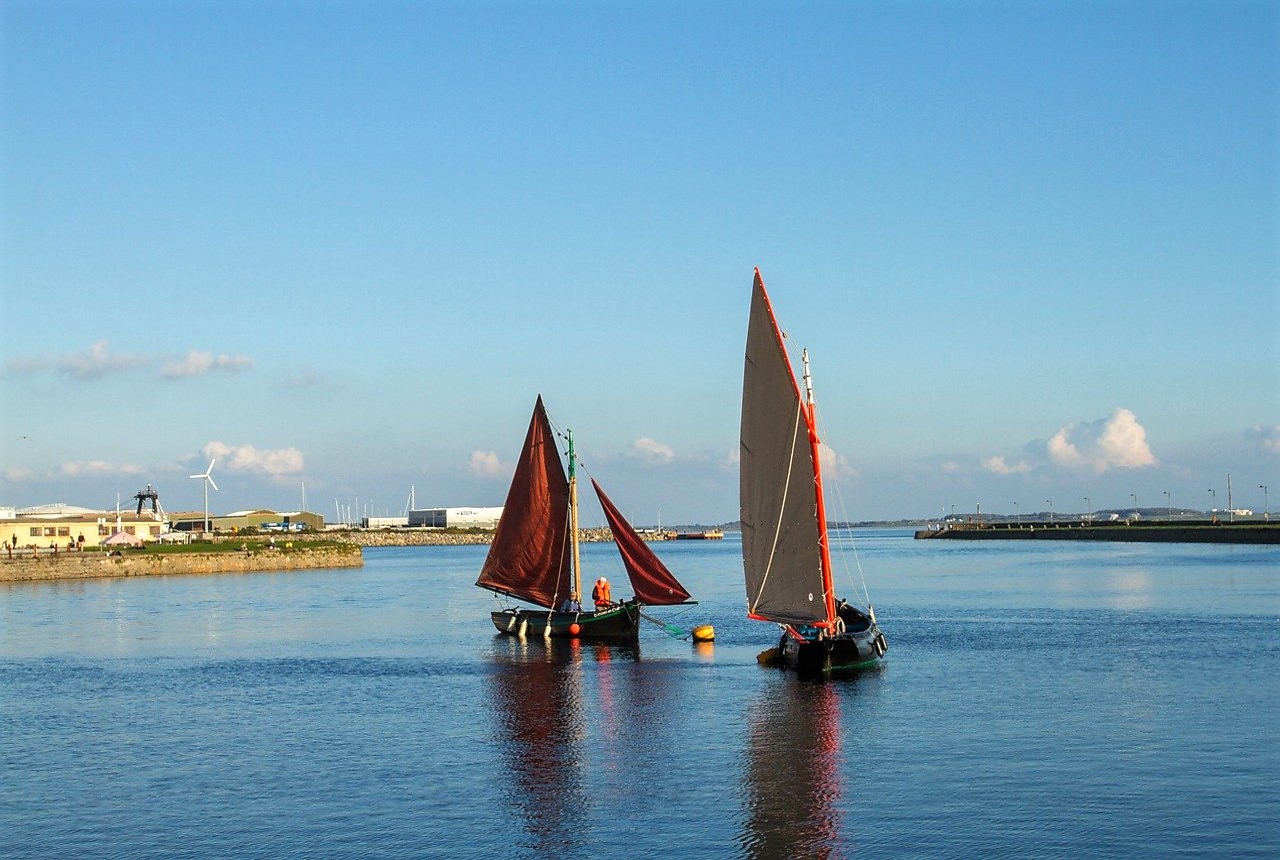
[169,509,325,533]
[408,506,503,529]
[363,516,409,529]
[0,511,170,549]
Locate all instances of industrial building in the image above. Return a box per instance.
[169,509,325,533]
[408,507,504,529]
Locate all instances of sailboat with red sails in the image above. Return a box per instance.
[740,269,888,676]
[476,396,696,641]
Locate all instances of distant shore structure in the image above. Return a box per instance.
[673,529,725,540]
[916,519,1279,545]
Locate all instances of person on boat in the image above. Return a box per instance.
[592,577,613,610]
[560,592,582,613]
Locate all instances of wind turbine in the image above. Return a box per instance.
[189,459,219,534]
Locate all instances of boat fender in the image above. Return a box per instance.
[543,619,552,641]
[518,618,528,639]
[568,623,581,636]
[505,613,517,632]
[757,646,783,667]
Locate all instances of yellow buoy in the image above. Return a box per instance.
[691,624,715,642]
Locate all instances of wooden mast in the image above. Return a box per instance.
[568,428,583,603]
[802,348,837,627]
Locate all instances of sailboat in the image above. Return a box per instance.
[740,269,888,676]
[476,395,696,641]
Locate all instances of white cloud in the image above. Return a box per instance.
[467,450,508,477]
[5,340,150,378]
[57,460,146,477]
[1047,408,1157,473]
[4,467,37,482]
[722,447,740,471]
[984,455,1032,475]
[627,437,675,464]
[819,444,859,479]
[940,461,961,474]
[162,351,253,378]
[6,341,254,381]
[201,441,303,477]
[1247,425,1280,456]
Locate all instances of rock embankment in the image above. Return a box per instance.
[0,545,364,583]
[312,528,615,547]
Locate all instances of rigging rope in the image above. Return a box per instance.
[638,609,694,640]
[816,414,873,609]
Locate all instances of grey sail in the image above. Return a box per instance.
[739,270,829,626]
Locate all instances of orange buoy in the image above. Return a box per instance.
[568,623,581,636]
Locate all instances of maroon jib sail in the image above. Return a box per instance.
[591,478,691,605]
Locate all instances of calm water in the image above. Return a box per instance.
[2,531,1277,858]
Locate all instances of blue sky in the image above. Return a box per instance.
[2,0,1277,524]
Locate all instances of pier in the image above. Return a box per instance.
[915,520,1280,544]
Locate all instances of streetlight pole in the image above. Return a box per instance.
[1046,499,1054,523]
[1164,490,1171,519]
[1084,497,1090,524]
[1262,485,1270,521]
[1130,493,1138,521]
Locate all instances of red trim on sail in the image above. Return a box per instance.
[757,269,837,626]
[592,478,691,605]
[474,396,572,608]
[753,268,806,407]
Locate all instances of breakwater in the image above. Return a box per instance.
[915,520,1280,544]
[301,528,616,547]
[0,544,364,583]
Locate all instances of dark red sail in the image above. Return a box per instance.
[475,397,572,608]
[592,478,691,605]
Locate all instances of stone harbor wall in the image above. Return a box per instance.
[0,544,364,583]
[329,527,613,547]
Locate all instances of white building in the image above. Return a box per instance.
[408,507,503,529]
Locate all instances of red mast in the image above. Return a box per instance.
[802,347,837,628]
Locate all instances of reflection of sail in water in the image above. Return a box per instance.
[741,681,846,859]
[488,644,588,854]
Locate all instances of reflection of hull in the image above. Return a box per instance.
[781,622,887,677]
[744,675,845,857]
[490,600,641,641]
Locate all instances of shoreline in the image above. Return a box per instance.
[0,528,618,583]
[915,520,1280,544]
[0,544,364,583]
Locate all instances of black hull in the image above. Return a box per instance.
[781,623,887,678]
[490,601,641,642]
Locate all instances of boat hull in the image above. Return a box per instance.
[490,601,641,641]
[781,623,887,677]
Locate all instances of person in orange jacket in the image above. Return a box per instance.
[591,577,613,610]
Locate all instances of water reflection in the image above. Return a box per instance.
[741,680,847,858]
[486,637,639,854]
